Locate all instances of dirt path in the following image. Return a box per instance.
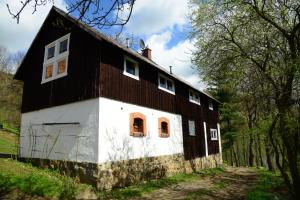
[133,167,258,200]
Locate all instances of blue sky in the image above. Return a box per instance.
[0,0,205,89]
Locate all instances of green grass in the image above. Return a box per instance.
[1,122,19,134]
[0,130,18,154]
[98,167,225,199]
[247,169,287,200]
[98,173,201,199]
[0,158,91,199]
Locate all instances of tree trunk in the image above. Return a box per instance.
[265,139,274,171]
[249,131,254,167]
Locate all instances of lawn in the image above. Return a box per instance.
[0,158,92,199]
[0,130,18,154]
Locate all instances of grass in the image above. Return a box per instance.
[98,173,201,199]
[0,130,18,154]
[0,158,91,199]
[247,169,288,200]
[98,167,225,199]
[1,122,19,134]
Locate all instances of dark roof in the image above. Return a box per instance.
[15,6,221,104]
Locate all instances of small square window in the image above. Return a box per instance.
[189,90,200,105]
[57,59,66,75]
[130,112,146,137]
[123,56,139,80]
[158,117,170,138]
[188,120,195,136]
[158,74,175,95]
[210,129,218,140]
[47,46,55,59]
[59,39,68,53]
[45,64,53,79]
[125,60,136,75]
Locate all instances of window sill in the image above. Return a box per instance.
[189,100,201,105]
[131,132,145,137]
[209,107,214,111]
[41,73,67,84]
[123,71,139,81]
[189,134,196,137]
[158,86,175,95]
[211,138,218,141]
[159,133,170,138]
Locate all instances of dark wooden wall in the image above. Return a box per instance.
[17,11,101,113]
[99,41,220,159]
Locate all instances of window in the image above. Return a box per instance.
[208,100,214,110]
[158,73,175,95]
[130,112,146,137]
[188,120,196,136]
[123,56,139,80]
[42,33,70,83]
[210,128,218,140]
[158,117,170,138]
[189,90,200,105]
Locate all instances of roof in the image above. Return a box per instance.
[15,6,221,104]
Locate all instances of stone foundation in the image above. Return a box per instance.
[19,153,222,190]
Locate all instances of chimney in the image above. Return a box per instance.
[126,38,130,48]
[142,47,152,60]
[169,66,172,74]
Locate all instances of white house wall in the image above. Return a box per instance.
[98,97,184,163]
[19,98,99,163]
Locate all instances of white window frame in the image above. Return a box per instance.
[123,56,139,80]
[158,73,175,95]
[208,100,214,110]
[188,120,196,136]
[42,33,70,84]
[189,89,201,105]
[210,128,218,140]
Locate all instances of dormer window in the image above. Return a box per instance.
[130,112,146,137]
[158,73,175,95]
[208,100,214,110]
[189,90,200,105]
[158,117,170,138]
[42,33,70,84]
[123,56,139,80]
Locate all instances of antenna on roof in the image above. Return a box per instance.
[139,39,146,50]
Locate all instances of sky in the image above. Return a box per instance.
[0,0,205,89]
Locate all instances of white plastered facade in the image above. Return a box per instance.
[19,97,184,164]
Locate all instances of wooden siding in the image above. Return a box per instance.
[99,41,220,159]
[18,11,101,113]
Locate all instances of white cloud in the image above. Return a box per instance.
[125,0,189,35]
[0,0,67,54]
[146,31,206,90]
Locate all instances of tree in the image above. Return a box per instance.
[6,0,135,30]
[191,0,300,198]
[0,46,23,128]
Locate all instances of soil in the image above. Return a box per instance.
[133,167,258,200]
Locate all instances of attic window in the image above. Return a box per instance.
[208,100,214,110]
[42,33,70,84]
[130,112,146,137]
[158,117,170,138]
[210,128,218,140]
[189,90,200,105]
[158,73,175,95]
[123,56,139,80]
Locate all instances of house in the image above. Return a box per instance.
[14,6,222,190]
